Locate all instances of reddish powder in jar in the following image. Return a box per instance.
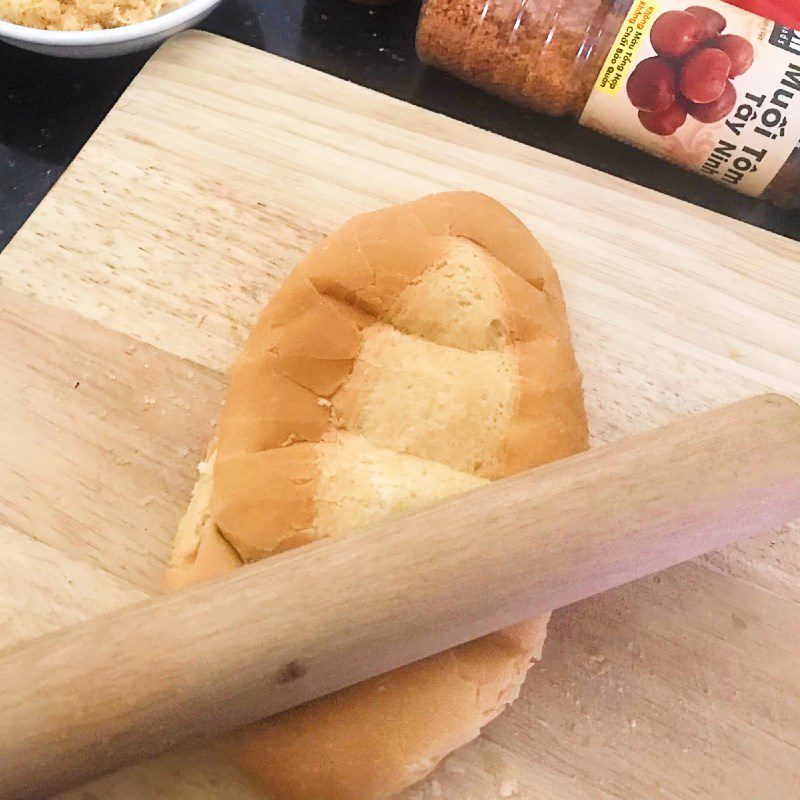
[416,0,799,209]
[416,0,631,116]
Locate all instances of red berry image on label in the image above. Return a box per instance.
[580,0,798,198]
[621,7,755,136]
[639,100,688,135]
[685,80,737,122]
[680,47,731,103]
[650,10,704,57]
[710,34,754,77]
[627,57,678,112]
[684,5,726,39]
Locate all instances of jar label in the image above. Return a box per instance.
[579,0,800,196]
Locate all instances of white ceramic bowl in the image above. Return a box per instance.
[0,0,222,57]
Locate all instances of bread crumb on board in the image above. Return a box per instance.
[0,0,182,30]
[499,777,519,797]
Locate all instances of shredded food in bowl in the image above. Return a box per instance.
[0,0,182,30]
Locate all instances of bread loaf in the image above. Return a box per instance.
[167,192,589,799]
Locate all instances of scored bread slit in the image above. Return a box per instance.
[167,192,588,800]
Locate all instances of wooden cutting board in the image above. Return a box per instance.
[1,30,798,800]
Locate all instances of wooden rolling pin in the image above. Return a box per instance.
[2,393,800,800]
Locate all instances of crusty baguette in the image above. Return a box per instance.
[167,192,589,800]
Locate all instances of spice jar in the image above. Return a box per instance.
[417,0,800,208]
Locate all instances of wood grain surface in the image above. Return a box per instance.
[4,394,799,800]
[0,30,798,800]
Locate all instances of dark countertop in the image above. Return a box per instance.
[1,0,797,249]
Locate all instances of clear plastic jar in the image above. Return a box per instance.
[416,0,800,209]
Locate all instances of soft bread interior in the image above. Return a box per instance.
[387,238,508,351]
[314,431,486,539]
[167,192,588,800]
[333,325,515,479]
